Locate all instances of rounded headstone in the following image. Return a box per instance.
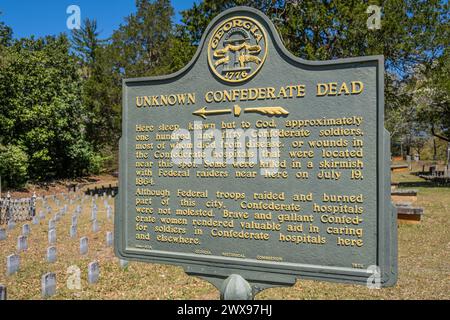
[220,274,253,300]
[88,261,99,284]
[0,284,6,300]
[41,272,56,298]
[47,246,57,263]
[0,228,6,241]
[6,254,20,276]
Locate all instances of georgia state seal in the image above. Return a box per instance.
[208,16,268,83]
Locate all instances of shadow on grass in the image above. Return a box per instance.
[398,181,450,188]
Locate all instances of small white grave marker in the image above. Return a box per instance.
[41,272,56,298]
[80,237,88,255]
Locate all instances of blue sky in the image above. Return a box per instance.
[0,0,197,39]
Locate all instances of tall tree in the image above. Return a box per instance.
[110,0,176,78]
[415,49,450,143]
[71,19,119,151]
[96,0,195,149]
[0,35,101,180]
[0,11,12,47]
[179,0,282,45]
[71,19,105,73]
[179,1,448,72]
[179,0,449,150]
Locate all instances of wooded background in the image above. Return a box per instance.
[0,0,449,188]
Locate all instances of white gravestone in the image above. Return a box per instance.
[7,220,15,230]
[17,235,28,252]
[6,254,20,276]
[48,219,56,230]
[0,284,6,300]
[106,207,112,220]
[48,229,56,245]
[91,208,97,221]
[0,228,6,241]
[41,272,56,298]
[47,246,57,263]
[88,261,99,284]
[22,224,30,236]
[92,220,99,233]
[80,237,88,255]
[106,232,113,247]
[70,225,77,238]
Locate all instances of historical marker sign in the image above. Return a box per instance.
[115,7,397,293]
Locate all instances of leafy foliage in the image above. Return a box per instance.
[72,0,196,149]
[0,35,101,181]
[0,144,29,188]
[178,0,449,153]
[0,11,12,47]
[71,19,121,150]
[71,19,106,69]
[109,0,176,78]
[1,1,449,187]
[180,1,448,71]
[416,49,450,142]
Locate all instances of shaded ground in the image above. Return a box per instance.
[6,174,117,199]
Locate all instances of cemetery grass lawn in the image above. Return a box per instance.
[0,172,449,300]
[260,174,450,300]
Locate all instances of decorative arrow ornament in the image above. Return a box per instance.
[192,106,232,119]
[192,105,289,119]
[244,106,289,116]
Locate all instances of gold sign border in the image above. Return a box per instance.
[207,16,268,84]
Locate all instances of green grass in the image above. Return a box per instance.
[1,172,449,300]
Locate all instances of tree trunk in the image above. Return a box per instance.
[433,138,437,161]
[431,125,450,142]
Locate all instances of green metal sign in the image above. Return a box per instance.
[115,6,397,297]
